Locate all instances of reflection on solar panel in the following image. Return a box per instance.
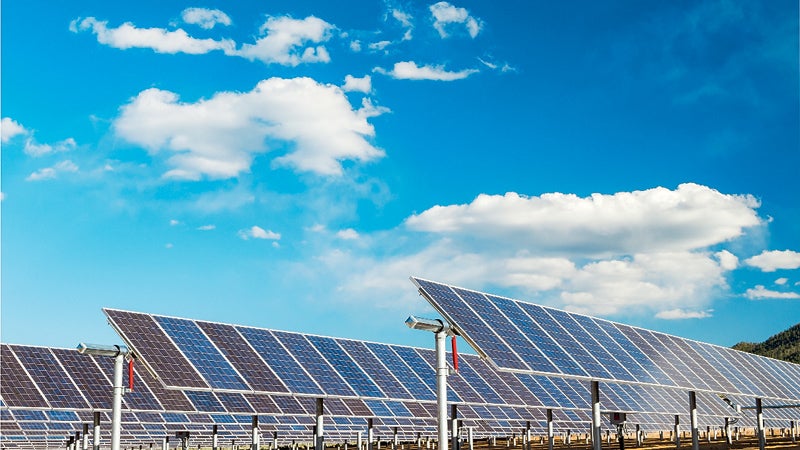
[412,277,800,403]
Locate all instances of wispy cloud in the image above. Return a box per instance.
[197,224,216,231]
[24,137,77,157]
[26,160,79,181]
[375,61,478,81]
[71,17,236,55]
[181,8,231,30]
[391,9,414,41]
[239,226,281,241]
[745,285,800,300]
[429,2,482,38]
[114,77,387,180]
[744,250,800,272]
[655,308,713,320]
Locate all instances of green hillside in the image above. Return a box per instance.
[732,322,800,364]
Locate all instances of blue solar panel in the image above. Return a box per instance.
[237,327,323,396]
[365,343,435,401]
[390,346,462,403]
[414,280,529,371]
[449,356,504,405]
[272,332,355,397]
[184,391,226,413]
[154,316,249,390]
[45,411,78,422]
[12,410,47,421]
[306,336,384,398]
[460,356,524,405]
[337,340,411,400]
[594,321,675,386]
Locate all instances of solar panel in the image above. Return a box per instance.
[306,335,385,398]
[412,277,800,403]
[10,346,89,409]
[0,345,48,408]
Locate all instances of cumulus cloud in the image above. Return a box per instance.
[181,8,231,29]
[655,309,713,320]
[343,75,372,93]
[368,40,392,52]
[429,1,482,38]
[375,61,478,80]
[235,16,333,66]
[114,77,387,180]
[1,117,28,142]
[239,225,280,240]
[71,17,235,54]
[745,285,800,300]
[336,228,360,240]
[321,184,765,317]
[26,160,79,181]
[744,250,800,272]
[197,224,216,231]
[715,250,739,271]
[775,278,788,285]
[24,137,77,157]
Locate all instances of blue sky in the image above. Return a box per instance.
[2,0,799,352]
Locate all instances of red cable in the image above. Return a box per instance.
[451,336,459,371]
[128,359,134,391]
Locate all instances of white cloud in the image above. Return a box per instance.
[26,160,79,181]
[71,17,235,55]
[775,278,788,285]
[1,117,28,142]
[350,40,362,52]
[181,8,231,29]
[197,225,216,231]
[24,137,77,157]
[368,40,392,51]
[114,77,387,180]
[745,285,800,300]
[429,1,482,38]
[391,9,414,40]
[406,183,761,255]
[655,308,713,320]
[744,250,800,272]
[375,61,478,81]
[342,75,372,93]
[336,228,360,240]
[165,243,174,249]
[169,219,181,226]
[239,226,281,241]
[319,184,765,317]
[235,16,333,66]
[715,250,739,271]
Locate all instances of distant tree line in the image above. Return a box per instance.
[732,322,800,364]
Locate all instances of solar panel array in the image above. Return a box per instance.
[411,277,800,404]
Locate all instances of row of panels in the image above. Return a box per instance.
[412,278,800,401]
[99,310,741,418]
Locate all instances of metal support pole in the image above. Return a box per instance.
[253,415,261,450]
[688,392,698,450]
[591,381,601,450]
[756,398,765,450]
[468,427,473,450]
[274,432,279,450]
[112,352,125,450]
[546,409,554,450]
[93,412,101,450]
[317,399,325,450]
[673,415,680,449]
[436,330,449,450]
[358,432,363,450]
[393,428,399,450]
[724,418,731,445]
[82,424,89,450]
[525,421,531,450]
[368,419,374,450]
[212,425,218,450]
[451,405,459,450]
[791,420,796,443]
[162,437,168,450]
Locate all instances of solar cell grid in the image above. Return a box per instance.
[483,294,564,375]
[244,394,281,414]
[341,398,372,416]
[11,346,89,410]
[748,353,800,399]
[461,356,524,405]
[237,327,322,396]
[687,341,756,396]
[533,377,576,409]
[449,288,540,372]
[415,281,528,371]
[665,336,736,393]
[383,401,413,417]
[518,304,605,378]
[364,343,435,401]
[638,330,710,390]
[0,346,48,409]
[105,310,208,389]
[546,309,636,382]
[272,396,308,415]
[515,374,557,407]
[184,391,226,413]
[337,340,412,400]
[306,336,384,398]
[605,323,679,387]
[51,349,111,409]
[216,392,254,414]
[550,377,588,409]
[494,370,541,407]
[449,356,504,405]
[322,398,352,416]
[197,321,289,394]
[719,347,780,398]
[93,357,166,411]
[154,316,248,391]
[272,331,355,397]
